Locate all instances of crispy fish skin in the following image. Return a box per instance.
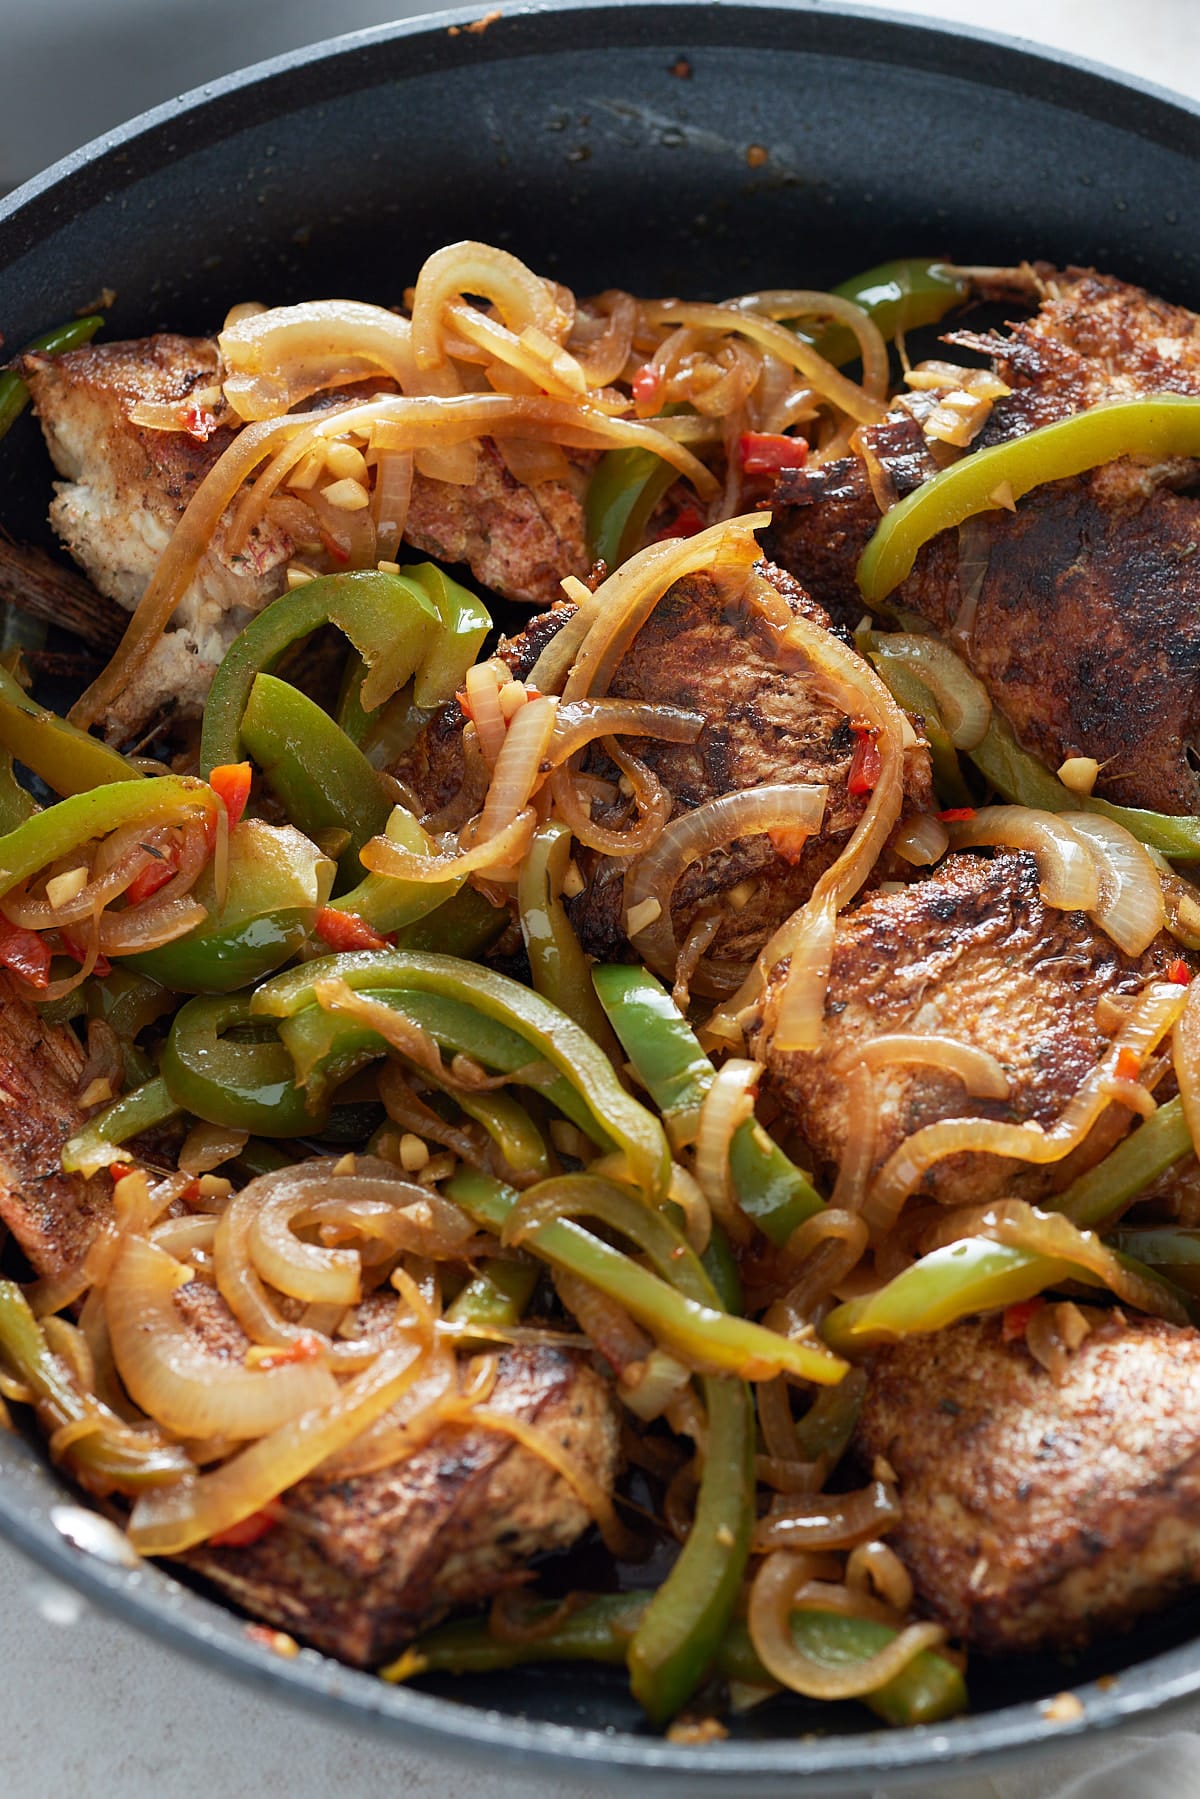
[178,1292,620,1667]
[855,1313,1200,1653]
[764,266,1200,812]
[749,849,1181,1211]
[0,973,110,1275]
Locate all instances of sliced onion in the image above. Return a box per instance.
[890,813,950,868]
[748,1552,944,1700]
[360,805,537,884]
[731,288,891,403]
[874,636,993,748]
[128,1333,426,1554]
[846,1541,914,1614]
[475,694,559,842]
[1068,813,1166,956]
[219,298,424,420]
[1155,857,1200,949]
[751,1480,902,1553]
[944,806,1100,913]
[551,743,672,859]
[548,698,704,765]
[832,1034,1010,1100]
[693,1059,762,1244]
[372,448,414,561]
[571,290,637,388]
[444,299,586,398]
[864,978,1187,1235]
[1172,978,1200,1163]
[106,1236,338,1438]
[553,1268,652,1373]
[412,241,569,370]
[623,784,828,978]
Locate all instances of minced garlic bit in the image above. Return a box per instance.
[626,897,662,937]
[561,859,585,900]
[497,680,529,720]
[377,559,401,575]
[1042,1691,1086,1724]
[286,564,319,589]
[323,440,369,483]
[872,1454,898,1485]
[1058,755,1100,795]
[399,1133,430,1173]
[321,476,371,512]
[286,448,328,491]
[45,866,89,910]
[332,1152,358,1177]
[197,1173,233,1202]
[560,574,593,606]
[727,879,756,912]
[77,1077,114,1110]
[968,1555,989,1591]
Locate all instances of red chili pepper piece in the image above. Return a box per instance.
[58,929,112,977]
[767,826,813,866]
[251,1334,324,1371]
[1001,1295,1045,1343]
[125,848,179,908]
[1115,1047,1142,1083]
[631,364,662,410]
[655,506,706,541]
[314,907,393,952]
[318,527,351,565]
[938,807,977,822]
[1168,958,1191,986]
[739,432,808,475]
[109,1163,136,1185]
[179,403,218,442]
[0,916,51,990]
[209,1506,280,1549]
[209,762,252,830]
[847,726,881,796]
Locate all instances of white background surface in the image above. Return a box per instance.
[5,2,1200,1795]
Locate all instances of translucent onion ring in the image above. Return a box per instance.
[548,699,705,766]
[751,1480,903,1554]
[411,240,569,370]
[731,288,892,404]
[623,783,829,979]
[864,979,1187,1237]
[1069,813,1166,956]
[831,1034,1011,1100]
[106,1236,338,1438]
[868,633,992,751]
[359,806,538,884]
[692,1058,762,1245]
[748,1551,944,1700]
[944,807,1100,913]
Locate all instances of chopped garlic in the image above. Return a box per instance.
[286,564,319,589]
[625,897,662,937]
[377,559,401,574]
[497,680,529,720]
[321,476,370,512]
[287,448,328,491]
[323,440,369,483]
[45,866,89,910]
[332,1152,358,1177]
[1058,755,1099,795]
[561,859,585,899]
[77,1077,114,1110]
[399,1133,430,1172]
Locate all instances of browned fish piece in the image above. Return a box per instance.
[763,267,1200,813]
[0,973,110,1275]
[392,559,934,976]
[855,1313,1200,1653]
[179,1279,619,1666]
[749,849,1180,1210]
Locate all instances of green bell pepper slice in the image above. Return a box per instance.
[1056,1096,1192,1228]
[161,994,327,1136]
[392,884,508,958]
[517,819,621,1057]
[393,1593,967,1726]
[592,963,823,1245]
[334,804,461,935]
[444,1259,538,1337]
[238,673,391,882]
[125,818,334,993]
[0,314,104,444]
[0,752,34,832]
[0,776,215,900]
[405,562,491,707]
[0,663,141,796]
[821,1238,1080,1353]
[858,395,1200,603]
[254,950,671,1200]
[199,568,441,776]
[60,1075,182,1175]
[804,258,971,369]
[586,448,680,570]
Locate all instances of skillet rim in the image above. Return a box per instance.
[2,1,1200,1785]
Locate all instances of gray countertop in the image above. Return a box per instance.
[4,2,1200,1794]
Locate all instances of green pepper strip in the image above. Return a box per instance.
[334,805,461,935]
[868,633,1200,860]
[804,258,971,371]
[405,562,492,708]
[161,995,327,1137]
[0,776,215,900]
[60,1075,181,1175]
[0,663,141,796]
[393,885,508,958]
[127,818,335,994]
[449,1167,767,1722]
[821,1239,1081,1353]
[586,449,680,570]
[0,751,34,832]
[592,964,822,1246]
[1055,1096,1192,1228]
[1109,1226,1200,1298]
[860,638,975,809]
[239,673,391,881]
[276,989,604,1144]
[448,1169,845,1388]
[0,1280,194,1493]
[391,1593,967,1727]
[200,569,441,775]
[518,820,622,1058]
[858,395,1200,603]
[254,950,671,1200]
[445,1259,538,1335]
[0,315,104,444]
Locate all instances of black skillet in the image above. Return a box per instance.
[2,3,1200,1788]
